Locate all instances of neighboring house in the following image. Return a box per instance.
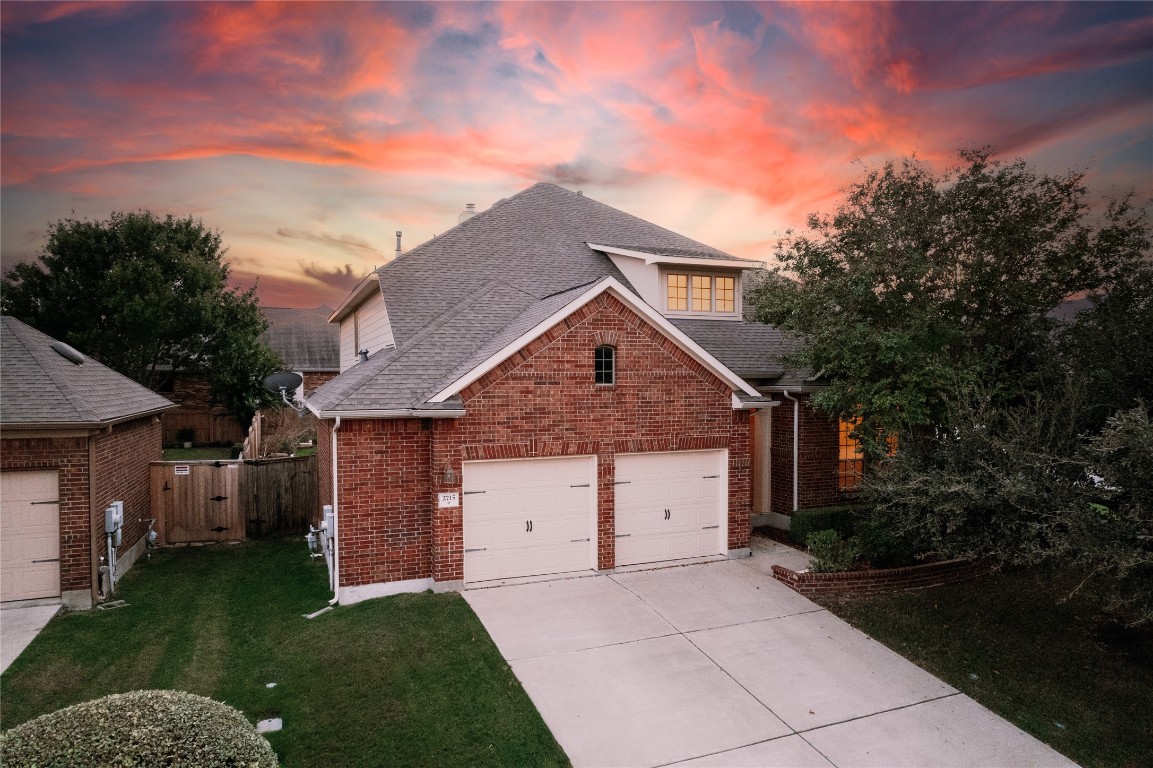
[260,305,340,397]
[0,316,174,608]
[158,305,340,446]
[309,183,849,604]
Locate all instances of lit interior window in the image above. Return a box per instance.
[716,277,735,313]
[691,276,712,311]
[667,274,688,311]
[838,418,864,491]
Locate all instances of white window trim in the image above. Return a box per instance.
[661,268,741,319]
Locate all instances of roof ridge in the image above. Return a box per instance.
[380,183,555,271]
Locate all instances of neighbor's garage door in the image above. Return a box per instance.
[615,450,725,567]
[463,456,596,583]
[1,470,61,602]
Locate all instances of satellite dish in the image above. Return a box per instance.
[50,341,86,365]
[263,371,303,393]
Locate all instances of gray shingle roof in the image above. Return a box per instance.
[308,183,802,415]
[261,306,338,371]
[1,316,174,427]
[668,319,803,378]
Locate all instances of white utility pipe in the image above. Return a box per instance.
[328,416,342,606]
[782,390,799,512]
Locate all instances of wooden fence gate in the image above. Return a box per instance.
[150,456,317,544]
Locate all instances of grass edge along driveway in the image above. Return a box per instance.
[815,565,1153,768]
[0,539,569,768]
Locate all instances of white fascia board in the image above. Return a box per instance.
[429,276,760,401]
[588,243,763,271]
[732,393,780,409]
[328,272,382,323]
[309,407,466,420]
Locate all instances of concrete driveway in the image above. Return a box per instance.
[464,540,1076,768]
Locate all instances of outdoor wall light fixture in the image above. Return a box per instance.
[443,464,457,485]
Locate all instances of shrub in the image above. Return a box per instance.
[851,514,918,568]
[0,689,277,768]
[790,505,859,546]
[807,529,858,572]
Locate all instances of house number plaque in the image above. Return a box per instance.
[437,492,460,509]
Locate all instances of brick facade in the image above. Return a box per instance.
[327,293,753,590]
[302,371,337,397]
[768,393,843,516]
[1,414,162,604]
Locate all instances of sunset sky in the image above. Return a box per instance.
[2,1,1150,308]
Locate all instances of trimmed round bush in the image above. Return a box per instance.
[0,689,277,767]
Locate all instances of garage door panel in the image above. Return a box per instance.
[1,470,62,602]
[464,456,595,583]
[615,451,725,568]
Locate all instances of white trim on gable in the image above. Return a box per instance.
[329,272,383,324]
[588,243,763,271]
[427,276,761,402]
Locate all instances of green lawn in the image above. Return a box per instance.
[0,539,568,768]
[816,566,1153,768]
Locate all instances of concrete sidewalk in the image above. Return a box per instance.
[1,603,60,674]
[465,540,1076,768]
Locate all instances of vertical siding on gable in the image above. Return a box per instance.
[338,293,395,372]
[356,292,394,359]
[339,317,358,372]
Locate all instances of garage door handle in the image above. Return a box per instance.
[464,548,487,553]
[701,525,719,530]
[702,475,719,479]
[570,483,590,488]
[32,558,60,563]
[30,499,60,505]
[614,481,631,485]
[462,490,486,495]
[615,533,631,538]
[570,538,590,543]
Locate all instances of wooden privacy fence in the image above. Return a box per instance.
[150,456,317,544]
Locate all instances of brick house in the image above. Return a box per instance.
[1,316,174,608]
[308,184,851,603]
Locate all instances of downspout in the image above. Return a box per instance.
[329,416,342,605]
[782,390,799,513]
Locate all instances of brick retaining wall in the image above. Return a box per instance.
[771,558,990,596]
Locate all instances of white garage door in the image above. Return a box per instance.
[1,470,61,602]
[463,456,596,583]
[615,450,725,567]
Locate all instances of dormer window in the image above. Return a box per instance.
[665,272,738,316]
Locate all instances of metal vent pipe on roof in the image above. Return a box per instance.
[458,203,477,223]
[395,231,403,259]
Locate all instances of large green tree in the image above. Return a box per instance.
[750,148,1149,452]
[2,211,281,422]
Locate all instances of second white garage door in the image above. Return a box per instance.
[1,470,62,603]
[615,450,726,567]
[463,456,596,583]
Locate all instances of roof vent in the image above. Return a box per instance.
[51,341,85,365]
[395,231,403,259]
[458,203,477,224]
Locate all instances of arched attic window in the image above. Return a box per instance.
[594,345,615,385]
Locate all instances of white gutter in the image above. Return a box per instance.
[311,408,465,420]
[782,390,799,512]
[329,416,342,605]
